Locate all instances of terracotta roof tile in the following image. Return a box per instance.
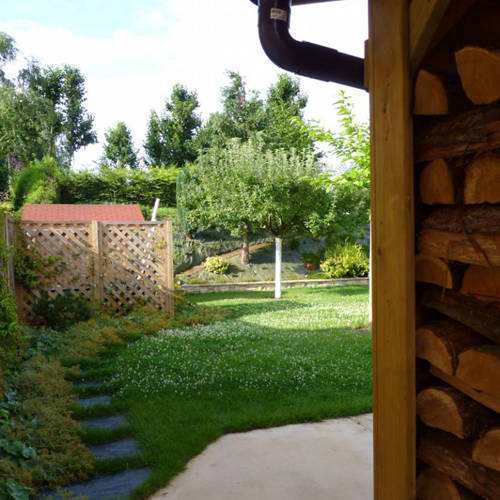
[22,204,145,222]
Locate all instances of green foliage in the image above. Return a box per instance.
[0,32,17,84]
[13,156,61,210]
[18,62,97,165]
[305,92,370,241]
[58,165,179,207]
[100,121,138,169]
[320,242,369,278]
[179,139,330,240]
[32,290,92,330]
[144,84,201,167]
[301,251,323,267]
[204,256,229,275]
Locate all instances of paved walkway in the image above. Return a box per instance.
[150,414,373,500]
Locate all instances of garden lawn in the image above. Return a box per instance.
[113,285,372,499]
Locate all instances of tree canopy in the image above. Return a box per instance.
[100,122,138,169]
[144,84,201,167]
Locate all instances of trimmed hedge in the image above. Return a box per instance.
[58,166,179,207]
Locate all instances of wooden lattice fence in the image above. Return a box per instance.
[7,217,174,319]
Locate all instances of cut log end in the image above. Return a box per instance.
[414,70,449,115]
[416,254,454,288]
[461,265,500,303]
[456,346,500,396]
[417,467,480,499]
[456,47,500,105]
[473,429,500,473]
[420,159,455,205]
[416,321,483,375]
[465,154,500,205]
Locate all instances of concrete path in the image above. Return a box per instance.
[150,414,373,500]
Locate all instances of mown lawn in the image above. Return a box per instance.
[113,285,372,498]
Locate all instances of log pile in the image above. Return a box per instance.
[414,2,500,496]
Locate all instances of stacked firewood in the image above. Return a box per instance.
[413,3,500,498]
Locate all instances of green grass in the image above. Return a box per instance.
[111,285,372,499]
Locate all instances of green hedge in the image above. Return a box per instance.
[58,166,179,207]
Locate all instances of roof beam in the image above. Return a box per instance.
[410,0,451,74]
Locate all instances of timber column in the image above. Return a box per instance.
[368,1,415,499]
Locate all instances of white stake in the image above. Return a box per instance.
[151,198,160,221]
[275,237,282,299]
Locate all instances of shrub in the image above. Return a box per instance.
[32,291,92,330]
[204,256,229,275]
[320,242,369,278]
[289,238,300,251]
[301,251,323,267]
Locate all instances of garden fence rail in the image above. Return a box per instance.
[4,216,174,320]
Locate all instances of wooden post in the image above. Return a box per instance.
[3,215,16,294]
[164,220,174,316]
[369,0,416,499]
[275,237,282,299]
[90,220,104,304]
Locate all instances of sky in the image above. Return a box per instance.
[1,0,369,170]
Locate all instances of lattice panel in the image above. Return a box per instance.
[14,219,174,320]
[17,221,94,319]
[101,222,171,314]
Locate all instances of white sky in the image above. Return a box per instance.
[1,0,369,170]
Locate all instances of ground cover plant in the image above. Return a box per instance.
[112,285,372,498]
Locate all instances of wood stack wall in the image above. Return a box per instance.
[413,1,500,497]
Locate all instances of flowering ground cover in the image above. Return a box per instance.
[113,285,372,498]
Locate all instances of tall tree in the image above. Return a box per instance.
[18,62,97,165]
[197,71,266,150]
[144,84,201,167]
[0,32,16,84]
[264,73,313,152]
[100,122,138,169]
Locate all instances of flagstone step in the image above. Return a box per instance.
[40,467,151,500]
[89,438,140,460]
[80,414,128,429]
[77,395,111,408]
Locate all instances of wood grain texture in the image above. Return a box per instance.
[464,154,500,204]
[473,428,500,472]
[419,159,455,204]
[415,254,456,288]
[369,1,415,498]
[417,467,481,499]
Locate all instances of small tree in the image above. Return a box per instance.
[179,140,330,296]
[100,122,138,169]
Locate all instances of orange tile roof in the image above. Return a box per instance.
[22,204,145,222]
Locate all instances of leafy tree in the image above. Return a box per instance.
[144,84,201,167]
[100,122,138,169]
[0,32,17,84]
[305,92,370,242]
[0,85,57,170]
[264,73,313,152]
[178,139,330,293]
[18,62,97,165]
[196,71,266,150]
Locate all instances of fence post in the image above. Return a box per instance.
[164,220,174,316]
[3,215,16,295]
[90,220,104,304]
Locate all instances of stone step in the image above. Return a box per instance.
[39,467,151,500]
[77,395,111,408]
[74,380,105,388]
[80,414,128,429]
[89,438,140,460]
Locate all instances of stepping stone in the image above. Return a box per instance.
[77,395,111,408]
[89,438,140,460]
[74,381,105,388]
[80,415,128,429]
[39,467,151,500]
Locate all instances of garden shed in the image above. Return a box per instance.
[253,0,499,498]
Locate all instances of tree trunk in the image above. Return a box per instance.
[275,237,282,299]
[241,232,250,265]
